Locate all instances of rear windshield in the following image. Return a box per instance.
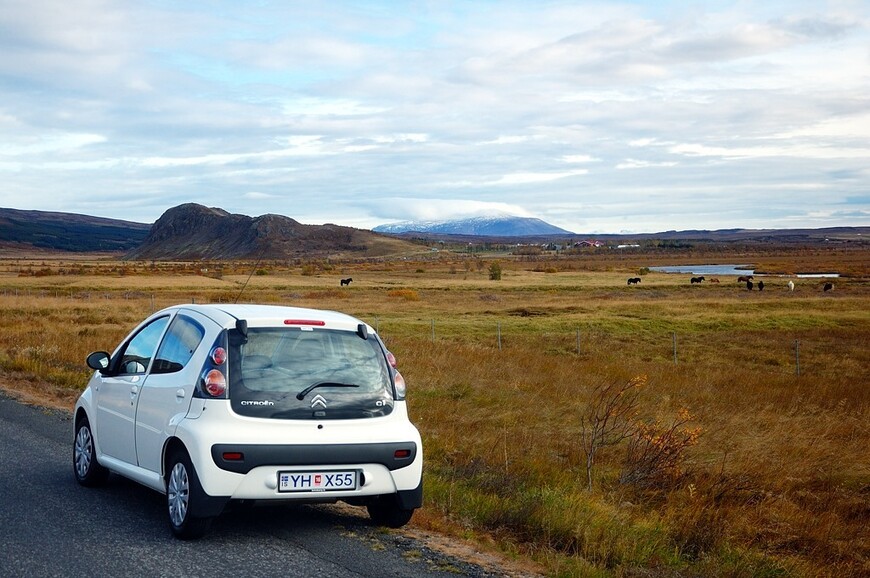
[228,327,394,419]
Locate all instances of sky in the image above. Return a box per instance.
[1,0,869,234]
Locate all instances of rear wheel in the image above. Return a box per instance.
[166,449,212,540]
[73,416,109,487]
[367,494,414,528]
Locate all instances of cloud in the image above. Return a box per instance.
[490,170,589,186]
[0,1,867,233]
[616,159,678,170]
[363,198,534,222]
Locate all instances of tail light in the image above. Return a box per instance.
[196,331,229,399]
[203,368,226,397]
[393,370,406,400]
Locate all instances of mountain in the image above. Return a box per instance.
[125,203,416,260]
[373,216,574,236]
[0,207,150,252]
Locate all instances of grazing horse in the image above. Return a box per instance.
[787,280,795,292]
[746,280,754,291]
[823,282,834,292]
[340,277,353,286]
[710,278,720,283]
[758,280,764,291]
[738,275,753,283]
[627,277,641,285]
[690,276,705,284]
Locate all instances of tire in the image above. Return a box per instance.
[73,416,109,487]
[366,494,415,528]
[166,449,213,540]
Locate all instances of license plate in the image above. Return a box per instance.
[278,470,359,493]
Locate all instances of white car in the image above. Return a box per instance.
[73,304,422,539]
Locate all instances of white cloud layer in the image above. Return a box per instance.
[0,0,868,233]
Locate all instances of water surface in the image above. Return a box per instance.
[649,264,754,276]
[648,265,839,277]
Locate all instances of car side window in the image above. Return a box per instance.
[151,315,205,374]
[117,316,170,375]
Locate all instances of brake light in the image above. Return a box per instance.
[394,449,412,459]
[211,346,227,365]
[386,351,397,368]
[203,369,226,397]
[196,331,229,399]
[393,370,406,399]
[284,319,325,326]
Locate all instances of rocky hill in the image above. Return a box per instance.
[125,203,417,260]
[0,207,150,252]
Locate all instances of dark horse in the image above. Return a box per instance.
[627,277,641,285]
[746,280,754,290]
[823,282,834,292]
[340,277,353,286]
[691,276,705,284]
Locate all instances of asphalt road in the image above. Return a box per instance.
[0,392,511,578]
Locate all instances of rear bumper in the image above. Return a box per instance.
[397,479,423,509]
[211,441,418,473]
[178,400,423,505]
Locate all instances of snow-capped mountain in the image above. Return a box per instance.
[373,216,574,236]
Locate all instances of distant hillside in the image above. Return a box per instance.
[0,207,150,252]
[125,203,418,260]
[382,226,869,246]
[374,216,574,236]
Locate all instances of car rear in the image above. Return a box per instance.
[176,305,422,526]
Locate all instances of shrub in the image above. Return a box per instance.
[620,408,701,490]
[580,375,645,490]
[387,289,420,301]
[488,261,502,280]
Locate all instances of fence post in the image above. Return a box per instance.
[576,329,581,354]
[431,319,435,342]
[672,332,678,364]
[497,322,502,351]
[795,339,801,376]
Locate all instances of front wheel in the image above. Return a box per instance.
[166,449,212,540]
[366,494,415,528]
[73,416,109,487]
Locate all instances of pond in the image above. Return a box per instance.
[648,264,754,276]
[648,265,840,277]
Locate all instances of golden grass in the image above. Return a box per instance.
[0,247,867,577]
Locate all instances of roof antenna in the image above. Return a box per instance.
[234,247,267,304]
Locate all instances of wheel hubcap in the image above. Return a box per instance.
[74,425,93,478]
[168,462,190,527]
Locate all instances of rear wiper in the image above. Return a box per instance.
[296,382,360,400]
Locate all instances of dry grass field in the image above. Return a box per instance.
[0,245,867,577]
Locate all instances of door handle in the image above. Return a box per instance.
[176,389,186,399]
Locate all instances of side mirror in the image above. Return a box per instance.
[86,351,111,373]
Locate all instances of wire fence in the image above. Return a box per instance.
[372,317,866,380]
[1,288,865,380]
